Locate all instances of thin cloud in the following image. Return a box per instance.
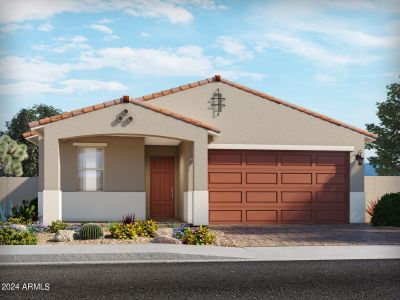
[0,0,214,24]
[216,36,253,60]
[0,79,127,95]
[33,35,91,53]
[90,23,113,34]
[0,23,32,33]
[38,23,54,32]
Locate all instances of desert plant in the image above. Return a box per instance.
[0,225,37,245]
[109,223,137,239]
[122,213,135,225]
[79,223,103,240]
[9,198,38,224]
[0,135,28,176]
[48,220,67,233]
[135,220,158,237]
[7,217,29,225]
[366,198,379,217]
[371,193,400,226]
[174,225,215,245]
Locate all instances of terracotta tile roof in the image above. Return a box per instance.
[25,96,220,138]
[139,75,376,139]
[24,75,376,139]
[22,130,39,138]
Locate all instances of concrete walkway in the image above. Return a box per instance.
[1,244,400,265]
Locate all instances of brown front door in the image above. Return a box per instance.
[208,150,350,224]
[150,156,175,218]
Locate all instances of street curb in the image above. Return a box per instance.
[1,245,400,265]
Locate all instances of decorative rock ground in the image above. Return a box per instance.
[154,227,173,238]
[152,235,181,244]
[54,230,75,242]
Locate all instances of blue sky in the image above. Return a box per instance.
[1,0,399,150]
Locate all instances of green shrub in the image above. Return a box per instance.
[174,225,215,245]
[7,217,29,225]
[8,198,38,224]
[0,226,37,245]
[49,220,67,233]
[371,193,400,227]
[135,220,158,237]
[79,223,103,240]
[109,223,137,239]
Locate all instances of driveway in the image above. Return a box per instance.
[211,224,400,247]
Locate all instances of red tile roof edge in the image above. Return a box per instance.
[141,75,376,139]
[129,99,220,133]
[24,95,220,137]
[22,131,38,138]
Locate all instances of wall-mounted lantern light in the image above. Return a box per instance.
[355,151,364,165]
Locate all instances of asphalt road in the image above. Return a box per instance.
[1,260,399,299]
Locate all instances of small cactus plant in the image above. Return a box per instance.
[79,223,103,240]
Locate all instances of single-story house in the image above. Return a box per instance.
[24,75,376,225]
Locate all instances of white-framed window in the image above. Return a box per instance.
[77,147,104,191]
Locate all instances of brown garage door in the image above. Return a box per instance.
[208,150,349,224]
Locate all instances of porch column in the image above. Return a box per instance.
[39,134,62,225]
[191,137,209,225]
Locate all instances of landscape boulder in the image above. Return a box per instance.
[152,235,181,244]
[53,230,75,242]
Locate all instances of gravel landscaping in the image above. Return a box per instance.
[37,232,152,245]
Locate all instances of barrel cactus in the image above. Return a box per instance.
[79,223,103,240]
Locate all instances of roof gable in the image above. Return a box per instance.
[24,97,220,138]
[138,75,376,139]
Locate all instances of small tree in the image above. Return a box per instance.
[366,80,400,175]
[3,104,62,176]
[0,135,28,176]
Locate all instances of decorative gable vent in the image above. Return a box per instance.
[209,88,225,117]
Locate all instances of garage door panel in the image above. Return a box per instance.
[246,173,277,184]
[246,210,277,222]
[316,191,346,203]
[209,210,242,222]
[209,152,242,165]
[281,210,312,222]
[209,150,349,224]
[316,155,346,166]
[209,172,242,184]
[281,173,312,184]
[245,153,277,165]
[209,191,242,203]
[281,191,312,203]
[316,210,346,222]
[281,154,312,166]
[246,191,277,203]
[316,173,345,184]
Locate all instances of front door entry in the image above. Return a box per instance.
[150,156,175,218]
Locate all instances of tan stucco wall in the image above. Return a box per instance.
[0,177,39,217]
[150,82,366,192]
[60,136,145,192]
[41,103,209,192]
[145,145,179,218]
[365,176,400,221]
